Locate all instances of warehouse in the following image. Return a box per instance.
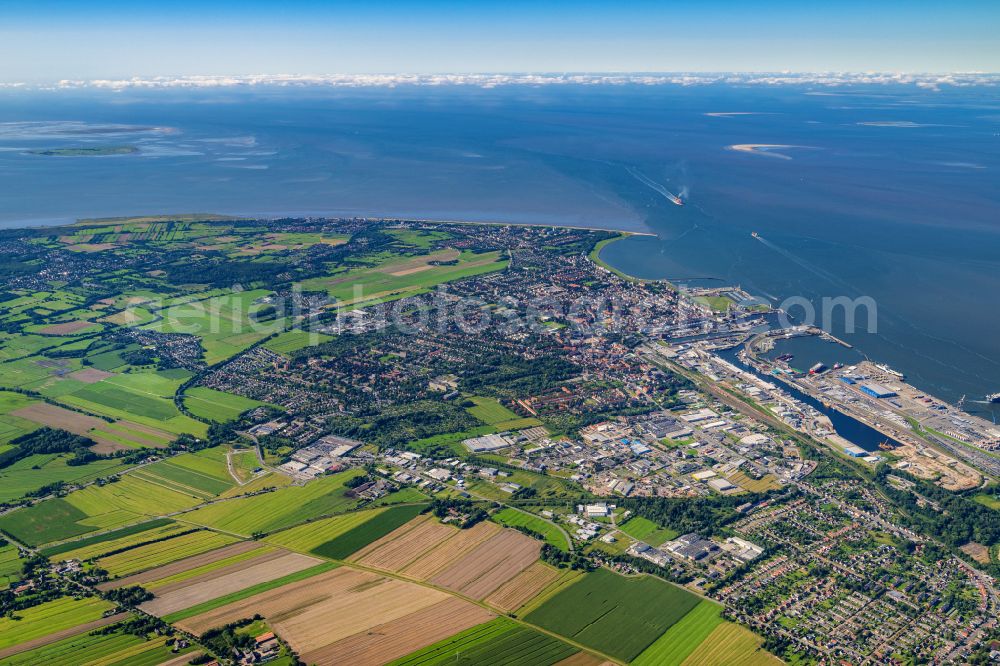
[860,383,897,399]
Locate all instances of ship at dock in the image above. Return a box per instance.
[988,392,1000,404]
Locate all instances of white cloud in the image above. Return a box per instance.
[2,72,990,91]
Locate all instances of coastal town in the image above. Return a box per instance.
[1,216,1000,665]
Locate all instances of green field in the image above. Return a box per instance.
[179,468,365,535]
[46,520,190,562]
[0,543,24,589]
[0,628,192,666]
[973,494,1000,511]
[39,518,174,558]
[677,621,779,665]
[0,452,127,504]
[162,561,339,623]
[0,473,206,546]
[300,249,507,309]
[97,529,237,578]
[465,396,520,425]
[183,386,266,422]
[633,600,724,666]
[133,448,235,497]
[0,596,115,650]
[263,329,335,355]
[54,371,207,436]
[619,516,679,546]
[0,390,41,444]
[312,503,428,559]
[523,568,702,662]
[266,507,389,552]
[492,508,569,551]
[389,618,579,666]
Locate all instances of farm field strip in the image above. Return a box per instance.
[632,599,723,666]
[47,520,190,562]
[678,621,781,666]
[96,540,264,590]
[523,568,702,663]
[302,596,496,665]
[97,529,238,578]
[387,617,580,666]
[483,561,562,613]
[266,507,388,552]
[492,507,570,550]
[0,596,116,651]
[0,629,186,666]
[401,520,501,580]
[430,528,540,600]
[141,550,322,616]
[354,515,457,570]
[309,503,428,560]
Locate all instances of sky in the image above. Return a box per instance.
[1,0,998,81]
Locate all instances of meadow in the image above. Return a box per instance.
[523,567,702,662]
[39,518,175,558]
[491,508,569,551]
[388,617,579,666]
[182,386,266,422]
[0,543,24,589]
[619,515,678,546]
[263,329,335,355]
[266,507,389,552]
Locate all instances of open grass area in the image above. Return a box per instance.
[973,494,1000,511]
[183,386,267,422]
[179,468,365,535]
[312,503,429,559]
[263,329,335,355]
[633,600,724,666]
[523,567,702,662]
[491,508,569,551]
[0,596,115,650]
[1,628,192,666]
[300,248,507,309]
[97,529,238,578]
[0,497,97,545]
[464,396,520,425]
[389,617,579,666]
[619,516,678,546]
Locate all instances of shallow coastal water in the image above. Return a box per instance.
[0,84,998,411]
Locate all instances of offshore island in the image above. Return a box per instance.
[0,214,998,665]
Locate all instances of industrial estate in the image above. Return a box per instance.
[1,216,999,665]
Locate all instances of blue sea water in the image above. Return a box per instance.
[0,84,998,412]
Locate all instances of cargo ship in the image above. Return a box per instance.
[988,392,1000,404]
[809,362,826,375]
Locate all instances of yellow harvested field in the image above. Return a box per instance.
[355,515,457,570]
[680,622,782,666]
[141,550,322,617]
[430,529,540,599]
[555,653,615,666]
[401,520,500,580]
[304,596,494,665]
[97,541,264,590]
[176,565,491,665]
[483,560,561,612]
